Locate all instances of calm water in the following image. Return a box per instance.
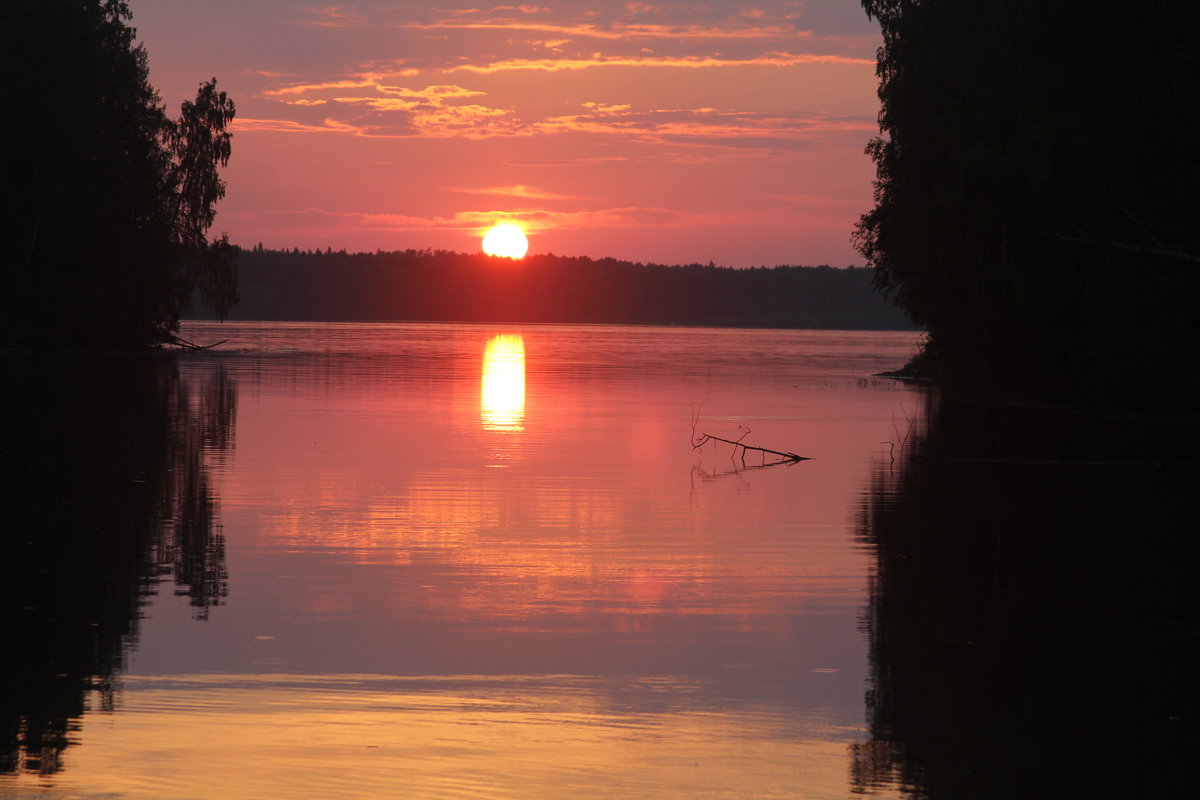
[2,323,922,798]
[6,322,1193,798]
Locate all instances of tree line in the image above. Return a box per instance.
[207,247,915,330]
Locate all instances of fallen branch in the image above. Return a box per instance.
[693,432,810,466]
[691,407,811,470]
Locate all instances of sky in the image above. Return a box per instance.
[130,1,882,267]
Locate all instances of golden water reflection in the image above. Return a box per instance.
[480,334,525,431]
[49,674,871,800]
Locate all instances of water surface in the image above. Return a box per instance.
[2,323,924,799]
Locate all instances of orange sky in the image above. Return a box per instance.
[131,1,881,266]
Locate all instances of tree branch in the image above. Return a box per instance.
[1058,234,1200,266]
[692,432,810,465]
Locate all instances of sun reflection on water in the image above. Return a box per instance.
[481,334,525,432]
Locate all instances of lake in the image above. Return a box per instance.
[3,322,1194,799]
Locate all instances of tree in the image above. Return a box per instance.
[164,78,238,329]
[1,0,236,350]
[855,1,1200,403]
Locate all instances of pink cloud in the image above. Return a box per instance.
[448,184,579,200]
[447,51,872,74]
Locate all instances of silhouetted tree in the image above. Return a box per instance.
[1,0,236,350]
[855,2,1199,403]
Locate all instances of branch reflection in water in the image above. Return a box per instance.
[0,356,233,776]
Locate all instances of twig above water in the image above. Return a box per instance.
[692,431,810,466]
[689,407,810,467]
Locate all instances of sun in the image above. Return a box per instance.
[481,223,529,259]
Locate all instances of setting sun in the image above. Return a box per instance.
[481,223,529,259]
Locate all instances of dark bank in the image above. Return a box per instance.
[853,394,1199,798]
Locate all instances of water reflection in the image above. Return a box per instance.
[52,674,862,800]
[0,357,234,776]
[854,395,1198,797]
[480,334,525,431]
[5,323,929,798]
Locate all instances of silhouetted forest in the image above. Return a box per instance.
[853,397,1199,798]
[0,357,232,775]
[853,6,1200,791]
[857,1,1200,404]
[1,1,236,351]
[210,247,914,330]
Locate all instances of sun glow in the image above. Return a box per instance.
[481,223,529,259]
[481,334,526,431]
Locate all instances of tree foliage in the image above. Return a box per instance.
[1,0,236,350]
[856,1,1200,402]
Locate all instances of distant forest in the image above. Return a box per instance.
[208,247,915,330]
